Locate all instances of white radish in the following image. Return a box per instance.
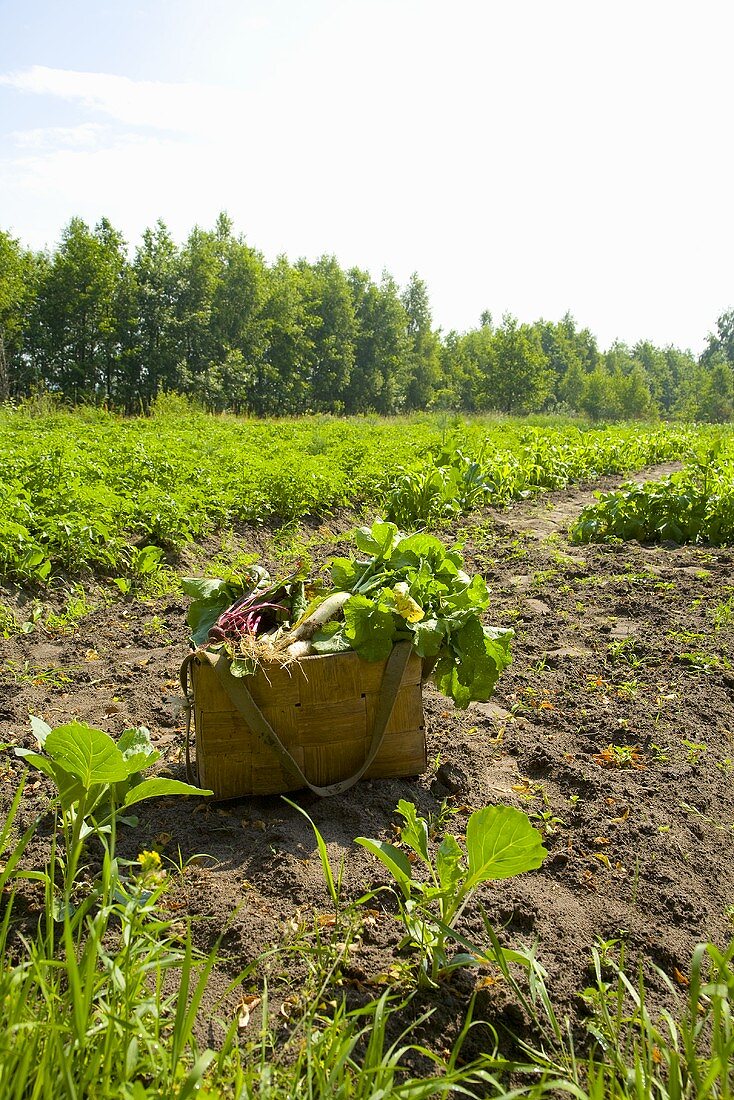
[282,590,351,643]
[284,639,315,659]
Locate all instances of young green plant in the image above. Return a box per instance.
[356,799,546,985]
[15,718,209,905]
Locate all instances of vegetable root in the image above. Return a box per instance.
[282,590,351,643]
[284,639,315,659]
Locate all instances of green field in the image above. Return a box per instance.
[0,402,715,586]
[2,409,734,1099]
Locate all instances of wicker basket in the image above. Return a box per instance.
[180,642,426,799]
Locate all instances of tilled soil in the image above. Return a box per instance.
[2,461,733,1064]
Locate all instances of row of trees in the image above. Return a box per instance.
[1,214,733,420]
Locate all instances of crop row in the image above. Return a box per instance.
[0,403,714,584]
[572,436,734,545]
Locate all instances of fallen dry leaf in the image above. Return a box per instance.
[476,974,502,990]
[237,994,261,1029]
[611,807,631,823]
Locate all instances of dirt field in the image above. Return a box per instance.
[2,461,733,1064]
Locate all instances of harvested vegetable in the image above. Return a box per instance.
[182,520,511,708]
[282,590,352,644]
[181,567,306,647]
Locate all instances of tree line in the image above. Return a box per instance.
[1,213,732,421]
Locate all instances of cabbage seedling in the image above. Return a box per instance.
[356,799,546,985]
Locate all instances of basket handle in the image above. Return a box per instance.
[196,642,413,798]
[180,652,198,785]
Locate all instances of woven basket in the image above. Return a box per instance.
[180,642,426,799]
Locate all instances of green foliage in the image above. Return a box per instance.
[14,718,209,903]
[184,520,511,707]
[16,717,205,815]
[0,774,46,894]
[318,521,513,707]
[571,438,734,546]
[0,753,228,1098]
[182,575,247,645]
[3,211,733,419]
[112,543,166,595]
[573,939,734,1098]
[356,800,546,984]
[0,230,47,401]
[382,421,700,528]
[0,409,705,585]
[183,565,306,648]
[381,464,462,527]
[0,855,224,1098]
[382,440,509,526]
[1,722,733,1097]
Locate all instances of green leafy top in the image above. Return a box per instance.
[313,520,512,707]
[181,576,244,646]
[182,566,303,647]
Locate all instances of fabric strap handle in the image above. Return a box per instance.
[183,643,412,798]
[180,653,197,785]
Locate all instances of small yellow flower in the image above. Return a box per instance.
[138,849,162,874]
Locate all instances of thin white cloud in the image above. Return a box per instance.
[0,65,249,135]
[10,122,108,151]
[3,132,215,206]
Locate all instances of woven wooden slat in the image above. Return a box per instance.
[191,648,426,798]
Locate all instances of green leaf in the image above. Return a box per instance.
[123,777,211,807]
[465,806,547,886]
[181,577,230,601]
[394,532,447,561]
[355,837,413,898]
[117,726,159,773]
[433,618,512,707]
[329,557,360,590]
[135,545,164,574]
[355,521,399,559]
[182,577,241,645]
[187,595,234,646]
[29,714,52,747]
[311,622,352,654]
[290,580,308,622]
[436,834,465,895]
[14,748,57,779]
[230,657,258,678]
[343,595,396,661]
[484,627,513,672]
[392,533,459,577]
[322,523,514,709]
[396,799,429,862]
[53,765,88,810]
[412,617,446,658]
[443,574,491,613]
[44,723,128,789]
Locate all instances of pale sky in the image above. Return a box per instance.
[1,0,732,355]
